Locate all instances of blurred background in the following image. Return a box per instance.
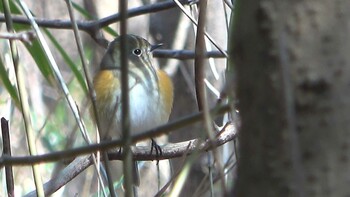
[0,0,233,196]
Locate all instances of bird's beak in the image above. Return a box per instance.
[150,43,163,52]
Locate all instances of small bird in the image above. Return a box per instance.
[93,34,174,186]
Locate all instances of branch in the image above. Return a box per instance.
[25,123,237,197]
[0,104,231,167]
[1,118,14,197]
[0,31,35,43]
[0,0,193,47]
[0,0,228,59]
[153,49,226,59]
[130,122,236,160]
[0,0,191,29]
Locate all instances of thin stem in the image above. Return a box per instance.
[194,5,206,110]
[1,118,14,197]
[0,0,191,29]
[16,0,90,153]
[154,49,226,59]
[173,0,228,57]
[0,30,35,43]
[0,104,230,166]
[64,1,109,196]
[119,1,133,196]
[24,123,236,196]
[3,0,44,196]
[194,0,227,194]
[154,142,193,197]
[0,0,193,47]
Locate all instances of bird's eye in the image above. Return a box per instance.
[133,49,142,56]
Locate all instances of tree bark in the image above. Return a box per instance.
[232,0,350,196]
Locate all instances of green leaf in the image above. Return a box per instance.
[43,28,88,94]
[0,56,20,106]
[103,24,118,37]
[0,0,56,84]
[0,0,20,13]
[22,39,56,84]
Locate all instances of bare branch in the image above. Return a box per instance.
[1,118,14,197]
[153,49,226,59]
[24,155,92,197]
[0,31,35,43]
[0,0,192,29]
[0,104,230,167]
[24,123,237,197]
[0,0,193,47]
[173,0,228,56]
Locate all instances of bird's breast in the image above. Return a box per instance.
[127,83,168,134]
[93,70,172,138]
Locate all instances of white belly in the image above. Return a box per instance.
[101,85,167,139]
[97,78,169,139]
[125,84,167,134]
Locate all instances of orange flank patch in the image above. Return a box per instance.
[157,70,174,115]
[93,70,120,101]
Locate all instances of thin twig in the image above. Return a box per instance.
[3,0,45,196]
[194,2,206,111]
[154,142,193,197]
[0,0,191,29]
[24,155,92,197]
[162,13,191,75]
[119,1,133,196]
[194,0,228,195]
[154,49,226,59]
[222,0,230,32]
[194,159,237,197]
[0,104,230,166]
[0,31,35,43]
[193,123,238,197]
[17,0,92,159]
[0,0,193,47]
[1,118,14,197]
[190,5,220,82]
[173,0,228,57]
[64,1,108,196]
[25,123,236,197]
[223,0,234,9]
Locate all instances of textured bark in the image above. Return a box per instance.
[232,0,350,196]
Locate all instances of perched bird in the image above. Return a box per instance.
[93,34,174,186]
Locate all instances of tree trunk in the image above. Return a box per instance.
[232,0,350,196]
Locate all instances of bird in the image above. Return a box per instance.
[92,34,174,186]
